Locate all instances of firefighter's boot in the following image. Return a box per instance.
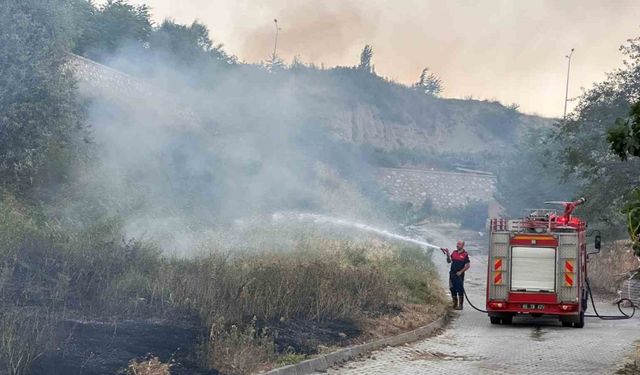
[451,295,458,309]
[456,295,464,310]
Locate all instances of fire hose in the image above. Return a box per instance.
[584,278,636,320]
[462,289,487,313]
[438,248,636,320]
[459,278,636,320]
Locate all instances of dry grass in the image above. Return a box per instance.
[127,357,171,375]
[359,303,446,340]
[616,361,640,375]
[152,236,443,324]
[615,341,640,375]
[588,240,640,297]
[149,236,444,374]
[201,318,275,375]
[156,252,394,325]
[0,307,55,375]
[0,196,161,374]
[0,196,445,375]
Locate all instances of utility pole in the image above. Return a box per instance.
[563,48,575,122]
[272,19,281,62]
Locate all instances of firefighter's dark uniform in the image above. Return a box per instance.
[447,249,470,309]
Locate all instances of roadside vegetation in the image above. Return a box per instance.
[616,341,640,375]
[0,197,445,374]
[588,240,640,297]
[126,357,171,375]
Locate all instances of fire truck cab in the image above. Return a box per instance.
[486,199,591,328]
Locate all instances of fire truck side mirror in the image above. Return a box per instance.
[594,234,602,250]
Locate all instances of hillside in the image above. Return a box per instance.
[282,67,553,154]
[79,52,553,166]
[67,53,553,238]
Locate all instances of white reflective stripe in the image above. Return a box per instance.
[511,246,556,292]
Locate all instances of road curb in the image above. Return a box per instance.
[259,312,452,375]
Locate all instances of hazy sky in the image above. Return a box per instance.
[112,0,640,118]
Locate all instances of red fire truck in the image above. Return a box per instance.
[486,198,599,328]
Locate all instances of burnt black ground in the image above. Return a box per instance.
[28,317,363,374]
[263,319,362,354]
[31,319,216,375]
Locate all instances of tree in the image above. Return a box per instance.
[608,100,640,161]
[290,55,305,70]
[552,36,640,232]
[265,54,285,72]
[608,101,640,255]
[74,0,153,61]
[495,128,577,216]
[414,67,443,96]
[0,0,86,197]
[358,45,373,73]
[621,188,640,256]
[149,20,234,66]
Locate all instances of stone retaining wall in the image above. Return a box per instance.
[68,54,202,127]
[376,167,496,210]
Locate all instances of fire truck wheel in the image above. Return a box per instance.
[490,317,501,324]
[573,312,585,328]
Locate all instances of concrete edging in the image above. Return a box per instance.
[259,312,452,375]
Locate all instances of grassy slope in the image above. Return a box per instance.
[0,197,445,375]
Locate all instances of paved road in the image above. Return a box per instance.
[322,226,640,375]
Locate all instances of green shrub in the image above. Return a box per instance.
[451,200,489,231]
[277,352,307,366]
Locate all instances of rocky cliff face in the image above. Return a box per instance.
[326,101,551,153]
[328,105,441,151]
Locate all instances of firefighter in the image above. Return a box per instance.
[441,240,470,310]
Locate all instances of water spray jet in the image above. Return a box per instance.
[272,212,443,250]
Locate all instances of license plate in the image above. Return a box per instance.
[522,304,545,310]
